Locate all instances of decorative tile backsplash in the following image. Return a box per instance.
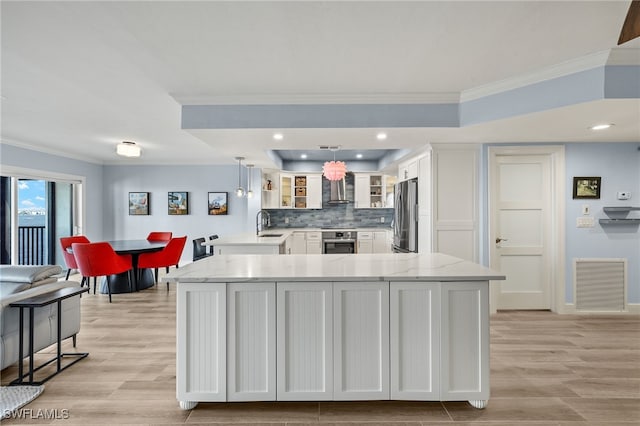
[266,173,394,229]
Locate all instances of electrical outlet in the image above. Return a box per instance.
[577,217,595,228]
[284,217,289,224]
[380,217,385,223]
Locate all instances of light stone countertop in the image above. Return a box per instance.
[165,252,505,283]
[204,227,393,247]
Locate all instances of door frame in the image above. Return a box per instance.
[0,165,86,265]
[488,146,566,313]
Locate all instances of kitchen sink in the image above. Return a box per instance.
[259,234,283,237]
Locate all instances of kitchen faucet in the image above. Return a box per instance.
[256,210,271,235]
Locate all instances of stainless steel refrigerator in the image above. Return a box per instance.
[392,178,418,253]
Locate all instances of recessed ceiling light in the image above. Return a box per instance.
[376,132,387,140]
[356,153,363,159]
[273,133,284,140]
[590,123,614,131]
[300,154,307,159]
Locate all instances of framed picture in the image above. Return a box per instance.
[129,192,149,215]
[168,191,189,215]
[208,192,228,215]
[573,177,601,199]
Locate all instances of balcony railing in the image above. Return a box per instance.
[18,225,46,265]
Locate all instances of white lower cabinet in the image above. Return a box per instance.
[276,282,333,400]
[440,282,489,402]
[177,283,227,405]
[390,282,440,400]
[177,280,489,407]
[333,282,390,400]
[227,283,276,401]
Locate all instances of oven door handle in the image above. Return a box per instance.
[323,239,356,243]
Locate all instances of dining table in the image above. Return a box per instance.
[99,239,167,294]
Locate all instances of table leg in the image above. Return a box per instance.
[28,307,34,383]
[57,300,62,372]
[17,307,24,384]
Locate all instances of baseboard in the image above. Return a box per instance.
[562,303,640,314]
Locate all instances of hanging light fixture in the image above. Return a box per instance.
[322,148,347,181]
[246,164,254,198]
[235,157,245,197]
[116,141,141,157]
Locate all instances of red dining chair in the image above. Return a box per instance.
[71,242,133,303]
[60,235,91,287]
[138,236,187,291]
[147,232,173,242]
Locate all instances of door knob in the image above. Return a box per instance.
[495,237,508,244]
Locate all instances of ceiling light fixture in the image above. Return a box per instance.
[273,133,284,141]
[356,153,363,159]
[590,123,614,131]
[323,148,347,181]
[246,164,254,198]
[116,141,141,157]
[300,154,307,159]
[376,132,387,140]
[235,157,245,197]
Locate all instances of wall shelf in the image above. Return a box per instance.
[600,206,640,227]
[599,218,640,225]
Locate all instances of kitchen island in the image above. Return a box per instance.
[165,253,505,410]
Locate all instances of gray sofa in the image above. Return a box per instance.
[0,265,82,370]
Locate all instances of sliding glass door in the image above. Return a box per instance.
[0,174,79,265]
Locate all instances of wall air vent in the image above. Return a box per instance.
[574,258,626,312]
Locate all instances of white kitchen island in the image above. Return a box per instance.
[164,253,505,410]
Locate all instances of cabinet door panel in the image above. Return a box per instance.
[306,174,322,209]
[227,283,276,401]
[333,282,389,400]
[390,282,440,400]
[177,283,226,402]
[277,282,333,400]
[440,282,489,401]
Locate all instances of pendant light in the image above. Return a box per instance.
[235,157,245,197]
[246,164,254,198]
[323,148,347,181]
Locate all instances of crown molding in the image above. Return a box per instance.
[460,50,612,102]
[606,48,640,66]
[0,138,104,165]
[172,92,460,106]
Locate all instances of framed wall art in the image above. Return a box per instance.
[573,177,601,199]
[168,191,189,215]
[208,192,228,215]
[129,192,149,215]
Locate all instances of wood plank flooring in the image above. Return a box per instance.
[1,273,639,425]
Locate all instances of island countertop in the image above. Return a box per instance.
[165,252,505,283]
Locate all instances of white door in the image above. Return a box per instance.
[490,151,553,310]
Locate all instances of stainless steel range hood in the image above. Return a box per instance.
[328,178,350,204]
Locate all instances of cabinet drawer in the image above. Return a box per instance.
[358,232,372,240]
[306,232,321,240]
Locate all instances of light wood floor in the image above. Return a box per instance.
[2,273,639,425]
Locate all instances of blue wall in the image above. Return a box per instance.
[103,164,261,263]
[564,143,640,304]
[0,144,105,240]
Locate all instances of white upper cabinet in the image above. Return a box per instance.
[272,173,322,209]
[354,174,396,208]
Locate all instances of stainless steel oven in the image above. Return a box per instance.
[322,231,357,254]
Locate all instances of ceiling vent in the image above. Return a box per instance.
[319,145,341,151]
